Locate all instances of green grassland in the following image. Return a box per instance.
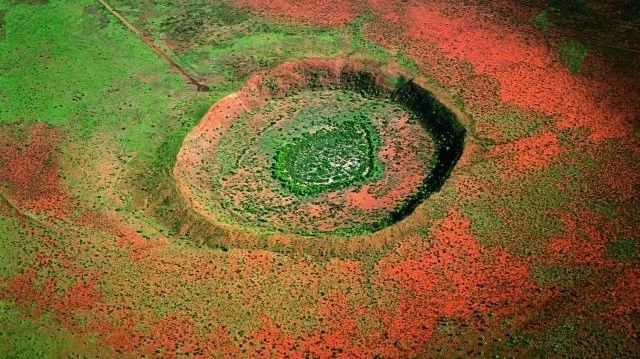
[0,299,113,358]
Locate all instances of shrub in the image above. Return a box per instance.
[607,238,639,261]
[533,11,552,34]
[559,39,588,74]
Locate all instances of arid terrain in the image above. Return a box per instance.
[0,0,639,357]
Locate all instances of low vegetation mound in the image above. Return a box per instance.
[272,116,381,196]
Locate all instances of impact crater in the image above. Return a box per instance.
[174,58,465,235]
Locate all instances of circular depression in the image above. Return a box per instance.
[174,59,465,235]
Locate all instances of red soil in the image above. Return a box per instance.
[397,2,635,142]
[0,124,69,218]
[490,131,561,178]
[377,211,536,351]
[234,0,358,27]
[542,210,614,266]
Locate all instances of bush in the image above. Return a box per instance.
[559,39,588,74]
[533,11,552,34]
[607,238,639,261]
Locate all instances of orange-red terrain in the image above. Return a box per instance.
[1,0,638,357]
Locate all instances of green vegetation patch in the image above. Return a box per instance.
[7,0,48,4]
[0,216,28,281]
[0,301,71,358]
[0,300,70,358]
[111,0,347,83]
[487,111,549,143]
[273,117,381,196]
[159,0,249,45]
[462,164,570,257]
[0,10,6,40]
[559,39,588,74]
[496,314,638,358]
[607,237,639,262]
[0,299,111,358]
[533,11,553,34]
[531,264,592,289]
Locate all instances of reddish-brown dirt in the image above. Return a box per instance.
[490,131,561,178]
[0,124,69,219]
[377,1,637,142]
[234,0,359,27]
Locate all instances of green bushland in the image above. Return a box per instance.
[462,164,569,257]
[607,237,639,261]
[0,299,113,358]
[0,216,30,282]
[533,11,553,34]
[559,38,588,74]
[485,111,550,143]
[112,0,347,82]
[0,301,71,358]
[531,264,591,289]
[273,117,381,196]
[0,0,212,155]
[493,315,638,358]
[159,1,249,45]
[0,9,6,39]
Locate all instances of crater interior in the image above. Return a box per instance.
[174,59,465,235]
